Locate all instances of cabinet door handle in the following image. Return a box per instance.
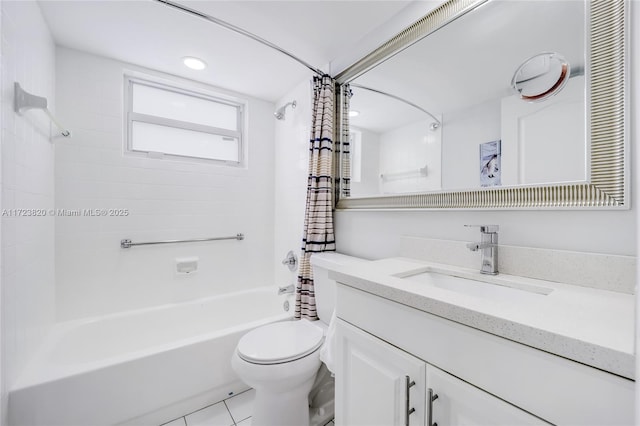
[405,375,416,426]
[428,388,439,426]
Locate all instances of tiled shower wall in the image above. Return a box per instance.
[273,76,313,288]
[0,0,56,419]
[55,48,276,321]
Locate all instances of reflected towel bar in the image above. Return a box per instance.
[121,233,245,249]
[380,166,428,181]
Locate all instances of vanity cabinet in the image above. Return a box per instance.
[334,284,634,426]
[336,318,425,426]
[426,358,547,426]
[336,319,548,426]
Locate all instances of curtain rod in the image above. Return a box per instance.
[350,83,441,129]
[153,0,326,77]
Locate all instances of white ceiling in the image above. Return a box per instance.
[38,0,413,102]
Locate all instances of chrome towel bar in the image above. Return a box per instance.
[380,165,428,181]
[121,233,244,249]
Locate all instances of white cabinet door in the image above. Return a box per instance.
[427,365,551,426]
[335,319,425,426]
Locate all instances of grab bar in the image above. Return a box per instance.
[121,233,244,249]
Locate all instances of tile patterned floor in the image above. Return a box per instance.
[160,389,335,426]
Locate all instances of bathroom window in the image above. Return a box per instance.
[125,76,244,164]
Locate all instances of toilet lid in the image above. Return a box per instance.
[237,320,324,365]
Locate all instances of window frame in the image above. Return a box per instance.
[124,75,245,166]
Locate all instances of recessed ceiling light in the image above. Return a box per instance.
[349,110,360,117]
[183,57,207,70]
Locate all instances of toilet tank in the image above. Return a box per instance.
[310,252,366,323]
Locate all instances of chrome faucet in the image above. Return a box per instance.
[465,225,499,275]
[278,284,295,295]
[281,250,297,271]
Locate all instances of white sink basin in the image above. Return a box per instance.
[395,266,553,302]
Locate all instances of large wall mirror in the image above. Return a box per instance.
[335,0,627,209]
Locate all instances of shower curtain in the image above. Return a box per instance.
[295,75,337,320]
[339,84,352,198]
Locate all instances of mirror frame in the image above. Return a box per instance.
[335,0,627,210]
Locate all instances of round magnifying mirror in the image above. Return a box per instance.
[512,52,570,102]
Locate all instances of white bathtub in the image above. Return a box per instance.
[9,287,293,426]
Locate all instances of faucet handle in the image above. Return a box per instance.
[281,250,298,271]
[465,224,499,233]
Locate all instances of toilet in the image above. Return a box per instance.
[231,252,364,426]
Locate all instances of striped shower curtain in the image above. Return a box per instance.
[339,84,352,198]
[295,75,337,320]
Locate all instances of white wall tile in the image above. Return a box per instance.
[55,48,276,320]
[441,99,501,190]
[273,77,313,287]
[1,0,56,418]
[378,119,441,194]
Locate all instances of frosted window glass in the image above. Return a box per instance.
[132,83,238,130]
[132,121,239,162]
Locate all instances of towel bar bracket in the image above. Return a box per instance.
[14,82,72,137]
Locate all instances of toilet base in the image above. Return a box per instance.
[251,374,317,426]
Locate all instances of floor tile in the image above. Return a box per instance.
[185,402,234,426]
[161,418,186,426]
[236,418,252,426]
[225,389,255,423]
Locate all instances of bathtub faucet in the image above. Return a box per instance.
[278,284,295,295]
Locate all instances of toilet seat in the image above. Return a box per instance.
[237,320,324,365]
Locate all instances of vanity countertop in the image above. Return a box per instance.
[330,257,635,379]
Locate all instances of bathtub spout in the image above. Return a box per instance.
[278,284,295,295]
